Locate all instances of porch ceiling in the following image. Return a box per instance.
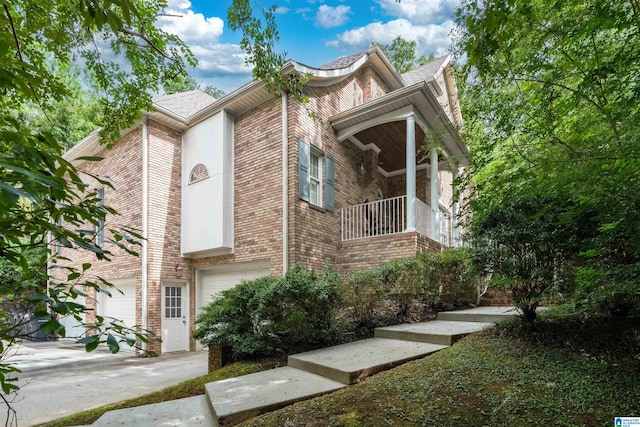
[330,82,470,172]
[354,122,428,172]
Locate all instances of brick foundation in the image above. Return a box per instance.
[208,344,232,372]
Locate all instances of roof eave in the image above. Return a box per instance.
[330,82,470,165]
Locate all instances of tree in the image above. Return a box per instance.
[454,0,640,320]
[227,0,309,102]
[376,37,432,73]
[1,0,194,414]
[162,73,225,98]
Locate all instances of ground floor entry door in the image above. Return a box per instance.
[161,281,189,352]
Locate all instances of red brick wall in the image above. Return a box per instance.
[287,66,395,271]
[144,120,188,353]
[336,231,444,273]
[190,97,284,276]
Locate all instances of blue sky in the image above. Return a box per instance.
[158,0,461,93]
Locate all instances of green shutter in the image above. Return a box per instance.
[325,156,335,211]
[298,139,310,201]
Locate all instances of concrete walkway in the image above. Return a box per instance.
[9,341,208,426]
[90,306,519,427]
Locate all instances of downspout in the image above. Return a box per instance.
[281,94,289,273]
[141,117,149,352]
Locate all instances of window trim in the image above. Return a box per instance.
[309,148,323,207]
[188,163,210,184]
[298,138,335,212]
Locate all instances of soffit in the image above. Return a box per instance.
[330,83,469,170]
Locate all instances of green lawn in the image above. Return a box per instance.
[240,314,640,426]
[42,314,639,427]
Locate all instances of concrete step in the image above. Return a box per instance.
[437,306,520,323]
[375,320,494,346]
[287,338,447,385]
[205,366,345,427]
[92,396,215,426]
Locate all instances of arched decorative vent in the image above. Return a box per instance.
[189,163,209,184]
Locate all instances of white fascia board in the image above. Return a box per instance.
[378,160,452,178]
[291,54,369,80]
[336,105,417,141]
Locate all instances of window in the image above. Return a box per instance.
[164,286,182,319]
[298,139,335,211]
[309,151,322,206]
[189,163,209,184]
[96,188,105,245]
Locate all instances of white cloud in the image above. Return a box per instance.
[275,7,289,14]
[315,5,352,28]
[296,7,313,20]
[330,18,455,58]
[157,9,224,44]
[153,2,252,93]
[374,0,459,24]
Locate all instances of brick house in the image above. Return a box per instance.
[55,46,469,355]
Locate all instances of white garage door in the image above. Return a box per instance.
[97,278,137,339]
[198,261,270,311]
[59,292,86,340]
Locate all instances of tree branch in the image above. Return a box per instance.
[118,28,182,66]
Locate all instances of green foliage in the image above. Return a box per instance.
[162,73,225,98]
[376,37,433,73]
[413,248,478,308]
[455,0,640,320]
[469,194,592,322]
[259,266,343,351]
[339,251,479,332]
[339,260,409,329]
[195,253,481,361]
[227,0,309,102]
[0,0,194,405]
[194,266,342,359]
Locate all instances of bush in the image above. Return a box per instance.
[339,259,410,330]
[259,265,343,354]
[195,251,481,361]
[193,276,278,358]
[413,248,479,309]
[193,266,343,360]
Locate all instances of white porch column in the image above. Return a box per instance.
[430,144,439,241]
[406,114,416,231]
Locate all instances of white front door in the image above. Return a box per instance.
[161,282,188,353]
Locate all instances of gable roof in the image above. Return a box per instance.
[401,55,450,86]
[319,52,367,70]
[152,90,217,122]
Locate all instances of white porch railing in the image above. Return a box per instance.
[440,210,452,247]
[340,196,455,244]
[415,198,430,237]
[340,196,406,241]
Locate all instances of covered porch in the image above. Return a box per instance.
[331,82,469,251]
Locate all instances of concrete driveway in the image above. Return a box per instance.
[4,340,208,426]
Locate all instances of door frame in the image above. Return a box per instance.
[161,279,190,353]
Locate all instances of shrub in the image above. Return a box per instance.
[193,276,278,358]
[193,266,343,360]
[413,248,479,309]
[259,265,343,354]
[339,260,410,330]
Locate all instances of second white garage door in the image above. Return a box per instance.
[197,261,270,311]
[97,278,137,343]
